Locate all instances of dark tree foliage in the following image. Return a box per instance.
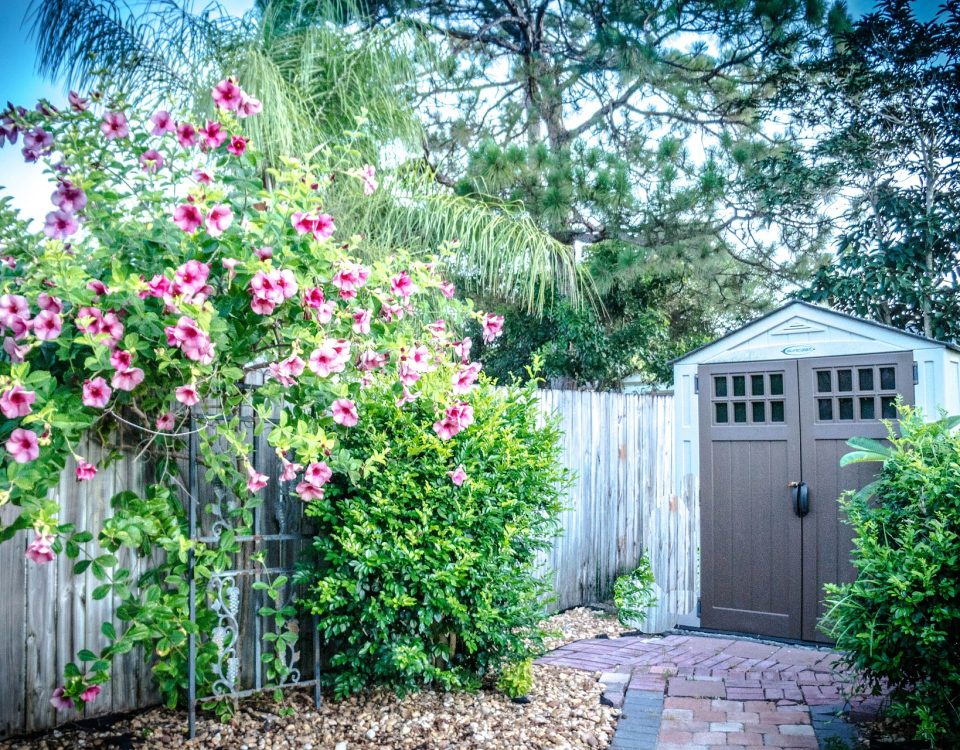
[791,0,960,342]
[322,0,844,386]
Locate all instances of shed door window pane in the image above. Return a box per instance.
[837,369,853,392]
[733,376,746,397]
[860,397,875,420]
[714,377,728,397]
[858,368,874,391]
[838,397,854,420]
[751,374,765,396]
[881,396,897,419]
[818,398,833,421]
[769,373,784,395]
[770,400,785,422]
[733,402,747,423]
[752,402,765,422]
[715,403,729,423]
[816,370,832,393]
[880,367,896,390]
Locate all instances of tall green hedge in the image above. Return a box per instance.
[824,408,960,743]
[297,379,569,697]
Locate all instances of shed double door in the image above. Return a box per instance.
[698,353,914,642]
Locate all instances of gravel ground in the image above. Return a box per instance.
[1,609,625,750]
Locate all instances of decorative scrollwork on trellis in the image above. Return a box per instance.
[208,575,241,696]
[208,478,239,538]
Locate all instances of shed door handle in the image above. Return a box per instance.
[791,481,810,517]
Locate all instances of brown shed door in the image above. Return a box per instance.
[699,352,914,642]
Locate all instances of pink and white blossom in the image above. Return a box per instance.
[75,459,97,481]
[308,341,349,378]
[330,398,358,427]
[291,211,336,242]
[330,261,368,300]
[25,531,55,564]
[111,367,144,392]
[1,385,35,418]
[176,122,199,148]
[33,310,62,340]
[0,294,28,326]
[226,135,248,156]
[80,686,101,704]
[199,120,227,149]
[156,412,176,431]
[43,210,79,240]
[175,384,200,406]
[193,168,213,185]
[304,461,332,487]
[390,271,416,299]
[448,465,467,486]
[212,79,243,111]
[69,90,89,112]
[139,148,164,173]
[295,480,325,501]
[82,377,111,409]
[279,455,302,482]
[352,308,371,335]
[37,293,63,313]
[246,465,269,492]
[205,204,233,236]
[173,261,210,297]
[173,203,203,233]
[50,686,73,711]
[238,92,262,117]
[452,362,482,394]
[110,349,133,371]
[100,112,129,140]
[6,427,39,463]
[51,183,87,213]
[439,281,456,299]
[481,312,505,343]
[150,110,176,136]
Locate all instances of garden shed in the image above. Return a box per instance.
[670,300,960,642]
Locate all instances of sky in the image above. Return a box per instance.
[0,0,944,226]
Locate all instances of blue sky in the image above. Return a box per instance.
[0,0,944,225]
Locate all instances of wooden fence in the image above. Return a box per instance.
[0,389,699,738]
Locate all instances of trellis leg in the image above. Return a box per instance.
[187,409,197,739]
[313,617,321,708]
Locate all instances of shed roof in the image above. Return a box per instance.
[671,300,960,366]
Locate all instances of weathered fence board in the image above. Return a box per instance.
[0,388,699,738]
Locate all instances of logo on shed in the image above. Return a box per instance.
[782,344,815,355]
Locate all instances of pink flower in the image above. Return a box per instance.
[6,427,39,463]
[448,465,467,486]
[452,362,482,394]
[173,261,210,297]
[50,686,73,711]
[139,148,164,173]
[481,313,505,343]
[280,455,302,482]
[110,349,133,371]
[82,377,111,409]
[156,412,175,430]
[227,135,248,156]
[395,386,417,407]
[238,93,262,118]
[69,90,89,112]
[52,183,87,213]
[308,341,348,378]
[100,112,129,140]
[212,78,243,111]
[390,271,416,299]
[222,258,239,279]
[426,319,446,339]
[330,261,368,300]
[246,465,269,493]
[173,203,203,233]
[205,204,233,236]
[0,294,28,326]
[175,384,200,406]
[303,287,325,309]
[352,308,371,335]
[150,110,176,136]
[268,354,305,386]
[80,685,101,704]
[439,281,455,298]
[33,310,62,340]
[398,362,421,387]
[199,120,227,149]
[4,336,28,362]
[37,292,63,313]
[176,122,199,148]
[291,211,336,242]
[0,385,36,418]
[25,531,55,564]
[295,480,325,501]
[111,367,144,392]
[193,168,213,185]
[433,402,474,440]
[75,459,97,481]
[255,246,273,261]
[360,165,377,195]
[433,417,459,441]
[304,461,332,487]
[331,398,358,427]
[44,210,79,240]
[357,350,388,371]
[87,280,109,297]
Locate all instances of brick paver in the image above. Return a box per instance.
[537,632,883,749]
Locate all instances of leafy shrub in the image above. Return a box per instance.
[823,408,960,743]
[614,554,657,628]
[496,658,534,699]
[296,378,569,697]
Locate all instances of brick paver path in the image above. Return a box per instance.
[537,633,881,749]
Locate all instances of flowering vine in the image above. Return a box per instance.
[0,78,502,712]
